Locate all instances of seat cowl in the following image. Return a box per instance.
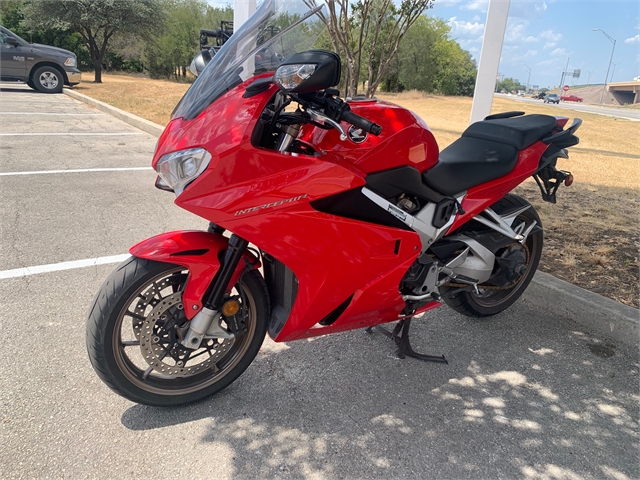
[463,114,557,150]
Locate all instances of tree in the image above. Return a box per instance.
[496,77,525,94]
[0,0,91,68]
[22,0,165,83]
[393,16,476,96]
[304,0,434,98]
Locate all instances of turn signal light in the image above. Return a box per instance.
[564,173,574,186]
[222,299,240,316]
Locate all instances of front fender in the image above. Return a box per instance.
[130,230,260,319]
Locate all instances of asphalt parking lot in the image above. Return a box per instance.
[1,84,638,479]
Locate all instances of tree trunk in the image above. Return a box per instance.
[94,62,102,83]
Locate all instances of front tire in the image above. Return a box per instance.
[86,257,268,406]
[440,195,543,317]
[32,66,64,94]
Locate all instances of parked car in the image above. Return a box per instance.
[544,94,560,104]
[0,25,81,93]
[560,95,583,102]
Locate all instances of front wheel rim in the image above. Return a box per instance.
[39,72,59,89]
[112,267,257,396]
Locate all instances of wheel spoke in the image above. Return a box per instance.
[142,366,153,380]
[121,340,140,346]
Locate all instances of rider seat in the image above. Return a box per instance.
[423,114,557,196]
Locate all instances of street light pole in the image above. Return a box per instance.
[522,63,531,93]
[594,28,616,105]
[586,69,595,85]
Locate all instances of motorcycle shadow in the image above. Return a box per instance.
[120,305,638,479]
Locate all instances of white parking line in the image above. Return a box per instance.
[0,132,144,136]
[0,254,130,279]
[1,112,103,116]
[0,167,153,176]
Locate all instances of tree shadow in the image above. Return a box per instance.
[120,305,639,479]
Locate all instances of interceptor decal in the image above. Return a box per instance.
[234,194,308,216]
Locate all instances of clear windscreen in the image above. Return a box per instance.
[172,0,327,120]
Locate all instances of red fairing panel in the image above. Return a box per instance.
[449,141,550,232]
[223,204,428,342]
[130,231,259,319]
[298,99,440,174]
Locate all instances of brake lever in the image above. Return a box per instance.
[307,109,347,141]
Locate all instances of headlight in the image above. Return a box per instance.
[155,148,212,196]
[274,64,316,91]
[64,57,77,67]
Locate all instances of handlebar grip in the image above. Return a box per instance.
[341,110,382,136]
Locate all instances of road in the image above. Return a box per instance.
[495,93,640,121]
[1,84,638,480]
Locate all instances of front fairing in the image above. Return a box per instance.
[154,77,366,226]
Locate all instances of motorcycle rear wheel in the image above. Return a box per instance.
[440,195,543,317]
[86,257,268,406]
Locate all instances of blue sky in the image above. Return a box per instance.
[434,0,639,88]
[209,0,640,88]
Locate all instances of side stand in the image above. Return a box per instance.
[366,317,447,363]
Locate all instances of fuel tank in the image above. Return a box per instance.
[298,97,440,175]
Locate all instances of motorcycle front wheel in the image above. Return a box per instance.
[86,257,268,406]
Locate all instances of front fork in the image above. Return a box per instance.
[181,234,250,349]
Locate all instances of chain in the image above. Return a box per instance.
[442,242,530,291]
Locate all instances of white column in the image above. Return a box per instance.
[234,0,257,31]
[469,0,511,124]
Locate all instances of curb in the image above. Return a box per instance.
[525,271,639,346]
[63,88,165,137]
[65,88,640,347]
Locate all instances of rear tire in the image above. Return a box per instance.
[86,257,269,406]
[440,195,543,317]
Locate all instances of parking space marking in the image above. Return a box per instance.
[1,112,103,116]
[0,167,153,176]
[0,254,130,279]
[0,132,144,136]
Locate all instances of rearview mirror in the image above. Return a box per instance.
[189,50,212,77]
[274,50,341,94]
[7,37,20,47]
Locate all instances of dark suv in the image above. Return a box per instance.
[0,26,81,93]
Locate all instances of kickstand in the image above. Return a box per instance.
[366,317,448,363]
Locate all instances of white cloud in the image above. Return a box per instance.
[523,36,538,43]
[550,48,567,57]
[537,59,559,67]
[505,20,530,43]
[625,34,640,44]
[461,0,489,13]
[540,30,563,49]
[435,0,464,6]
[448,16,485,36]
[508,1,547,19]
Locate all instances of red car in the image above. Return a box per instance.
[561,95,583,102]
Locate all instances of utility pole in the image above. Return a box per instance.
[522,63,531,93]
[559,55,569,91]
[593,28,616,105]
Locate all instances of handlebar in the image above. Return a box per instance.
[340,110,382,136]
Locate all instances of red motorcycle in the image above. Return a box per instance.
[86,0,581,406]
